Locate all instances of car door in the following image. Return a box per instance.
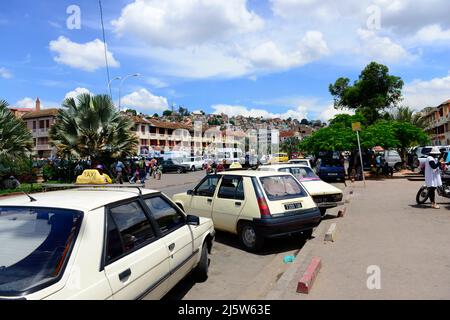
[103,199,170,300]
[212,175,246,233]
[185,175,220,218]
[143,195,196,291]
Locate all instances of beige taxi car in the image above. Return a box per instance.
[258,164,344,216]
[172,171,321,251]
[0,183,215,300]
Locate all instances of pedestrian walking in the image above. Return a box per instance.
[114,160,125,184]
[424,147,443,209]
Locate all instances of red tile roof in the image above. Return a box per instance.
[22,108,59,119]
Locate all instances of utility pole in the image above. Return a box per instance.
[353,122,366,187]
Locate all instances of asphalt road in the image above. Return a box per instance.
[158,172,346,300]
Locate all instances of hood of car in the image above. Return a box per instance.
[301,180,343,196]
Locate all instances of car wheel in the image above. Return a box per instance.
[394,163,402,172]
[176,168,183,174]
[238,222,264,252]
[193,244,209,282]
[191,166,196,172]
[416,186,429,204]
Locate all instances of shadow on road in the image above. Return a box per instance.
[213,230,307,256]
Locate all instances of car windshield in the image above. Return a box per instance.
[290,167,320,181]
[321,158,342,167]
[0,207,82,296]
[260,175,307,201]
[421,148,432,155]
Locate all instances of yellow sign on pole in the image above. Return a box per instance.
[352,122,361,132]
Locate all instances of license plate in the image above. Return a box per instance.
[284,202,302,210]
[328,173,338,176]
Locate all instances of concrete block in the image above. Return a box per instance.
[297,257,321,294]
[324,223,337,242]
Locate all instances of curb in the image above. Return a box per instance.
[324,223,337,242]
[297,257,322,294]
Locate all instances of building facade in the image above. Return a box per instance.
[424,100,450,146]
[21,98,58,158]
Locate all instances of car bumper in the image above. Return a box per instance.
[318,173,345,179]
[253,207,321,238]
[316,201,344,208]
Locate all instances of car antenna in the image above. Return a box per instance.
[23,191,37,202]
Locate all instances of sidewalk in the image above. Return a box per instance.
[268,177,450,299]
[144,170,205,190]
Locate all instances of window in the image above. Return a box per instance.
[195,176,220,197]
[144,197,185,233]
[282,167,319,181]
[107,201,155,262]
[218,176,245,200]
[32,121,36,130]
[0,207,82,296]
[260,175,307,201]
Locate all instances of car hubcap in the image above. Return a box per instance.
[243,227,256,247]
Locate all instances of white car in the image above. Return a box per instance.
[181,156,204,171]
[288,159,312,168]
[0,186,215,300]
[258,164,344,216]
[172,171,321,251]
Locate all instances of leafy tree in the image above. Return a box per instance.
[390,106,427,129]
[49,94,138,168]
[329,62,404,125]
[0,100,33,158]
[300,118,310,125]
[280,137,300,158]
[163,110,173,117]
[152,113,159,118]
[124,108,137,116]
[178,106,190,117]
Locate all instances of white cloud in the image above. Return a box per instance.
[112,0,264,48]
[355,28,413,63]
[0,67,12,79]
[146,77,169,88]
[403,72,450,110]
[49,36,120,72]
[413,24,450,43]
[318,105,354,122]
[64,87,93,100]
[211,104,308,120]
[121,88,169,112]
[244,31,329,70]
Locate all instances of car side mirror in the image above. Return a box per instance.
[187,189,194,195]
[186,215,200,226]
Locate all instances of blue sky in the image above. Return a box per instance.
[1,0,449,121]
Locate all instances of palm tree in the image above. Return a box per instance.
[0,100,33,158]
[49,94,138,166]
[390,106,427,128]
[280,137,300,158]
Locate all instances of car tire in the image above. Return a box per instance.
[394,163,402,172]
[193,244,209,282]
[238,222,264,252]
[177,168,183,174]
[416,186,429,204]
[191,166,196,172]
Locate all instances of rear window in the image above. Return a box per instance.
[260,175,307,201]
[421,148,432,155]
[0,207,82,296]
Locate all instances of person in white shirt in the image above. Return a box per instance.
[424,147,443,209]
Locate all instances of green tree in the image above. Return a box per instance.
[280,137,300,158]
[390,106,427,129]
[49,94,138,167]
[0,100,33,158]
[163,110,173,117]
[329,62,404,125]
[152,113,159,118]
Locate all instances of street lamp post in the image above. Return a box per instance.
[118,73,141,111]
[108,76,121,101]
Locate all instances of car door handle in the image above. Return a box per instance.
[235,202,242,206]
[168,243,176,251]
[119,269,131,281]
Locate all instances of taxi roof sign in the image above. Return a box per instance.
[76,169,112,185]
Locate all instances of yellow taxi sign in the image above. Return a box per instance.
[352,122,361,132]
[76,169,112,185]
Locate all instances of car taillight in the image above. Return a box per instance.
[252,177,271,217]
[257,196,271,217]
